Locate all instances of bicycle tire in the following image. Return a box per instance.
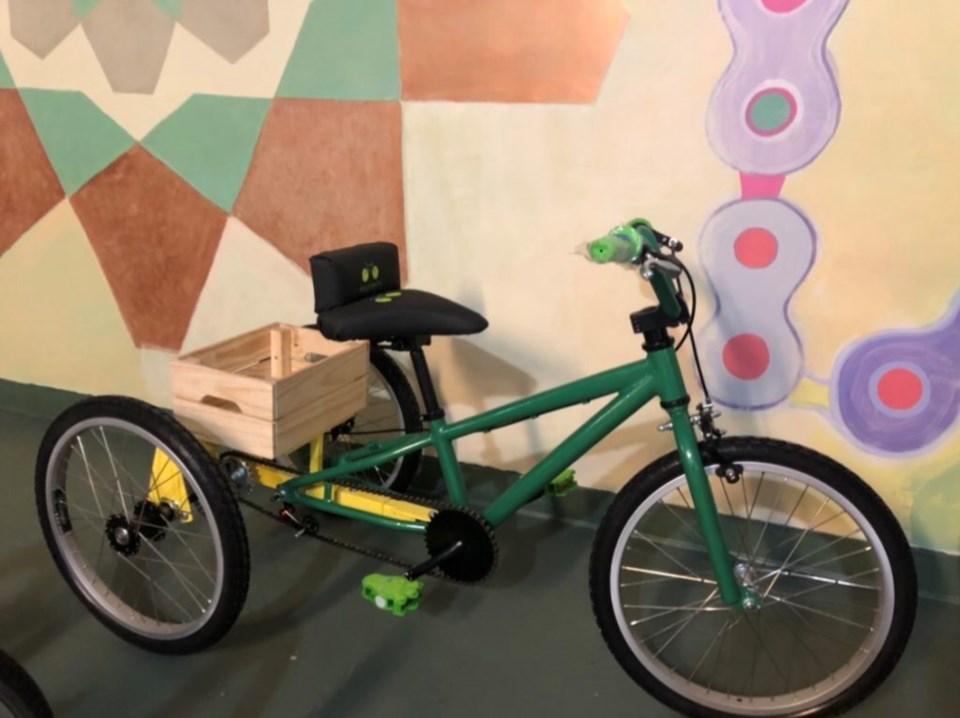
[0,651,52,718]
[35,396,250,654]
[590,437,916,717]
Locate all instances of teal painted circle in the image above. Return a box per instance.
[746,89,797,136]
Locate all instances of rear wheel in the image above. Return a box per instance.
[35,396,250,654]
[0,651,51,718]
[590,437,916,717]
[292,346,423,492]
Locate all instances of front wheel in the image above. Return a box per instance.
[590,437,916,717]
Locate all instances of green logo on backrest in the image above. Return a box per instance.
[361,263,380,284]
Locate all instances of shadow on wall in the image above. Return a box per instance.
[425,334,760,484]
[429,336,540,469]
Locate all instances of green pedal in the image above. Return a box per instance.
[361,574,424,617]
[546,469,578,497]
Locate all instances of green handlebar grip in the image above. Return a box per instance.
[587,218,659,265]
[587,226,644,264]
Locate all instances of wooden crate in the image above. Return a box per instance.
[171,323,368,459]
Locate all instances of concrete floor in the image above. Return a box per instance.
[1,402,958,718]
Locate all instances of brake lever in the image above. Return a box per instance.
[640,256,683,281]
[651,228,684,253]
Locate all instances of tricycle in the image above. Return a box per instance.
[33,219,916,717]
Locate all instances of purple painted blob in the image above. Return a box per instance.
[707,0,850,175]
[834,296,960,454]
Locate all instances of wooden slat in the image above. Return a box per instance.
[174,398,276,458]
[274,375,369,456]
[274,343,368,417]
[270,326,292,379]
[169,360,274,419]
[178,323,276,373]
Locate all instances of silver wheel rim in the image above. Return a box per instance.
[328,364,408,488]
[609,461,895,715]
[45,417,226,641]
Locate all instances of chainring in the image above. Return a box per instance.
[425,508,498,584]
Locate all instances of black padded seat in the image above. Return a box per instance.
[316,289,488,342]
[309,242,487,342]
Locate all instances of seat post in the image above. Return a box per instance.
[405,338,444,422]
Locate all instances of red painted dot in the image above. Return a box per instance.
[761,0,808,13]
[877,368,924,411]
[722,334,770,381]
[734,227,778,268]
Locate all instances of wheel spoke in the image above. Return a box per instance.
[760,495,833,598]
[765,595,874,630]
[628,531,712,583]
[658,496,705,544]
[652,588,720,658]
[621,566,717,587]
[687,614,742,685]
[743,612,789,689]
[73,438,106,518]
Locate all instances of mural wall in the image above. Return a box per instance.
[1,1,957,555]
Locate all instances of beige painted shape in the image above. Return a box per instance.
[0,0,310,139]
[402,9,731,486]
[7,0,78,59]
[179,0,269,64]
[81,0,174,94]
[139,348,176,407]
[788,0,960,381]
[0,200,149,398]
[180,218,315,357]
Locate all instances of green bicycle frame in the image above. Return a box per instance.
[278,344,744,606]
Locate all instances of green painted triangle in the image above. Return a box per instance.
[277,0,399,100]
[72,0,103,19]
[0,48,13,89]
[142,95,271,212]
[152,0,183,19]
[19,89,135,195]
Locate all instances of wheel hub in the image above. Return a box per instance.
[105,514,141,556]
[132,500,169,542]
[735,562,763,612]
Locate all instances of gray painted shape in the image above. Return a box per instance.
[8,0,80,59]
[179,0,269,64]
[81,0,174,94]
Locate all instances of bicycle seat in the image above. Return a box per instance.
[309,242,488,342]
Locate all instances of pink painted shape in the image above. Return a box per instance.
[761,0,809,13]
[739,172,786,199]
[734,227,779,268]
[877,368,924,411]
[722,333,771,381]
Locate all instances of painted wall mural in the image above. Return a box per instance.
[8,0,270,93]
[794,295,960,456]
[0,0,629,353]
[699,0,958,457]
[0,1,957,550]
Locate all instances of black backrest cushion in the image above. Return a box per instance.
[309,242,401,312]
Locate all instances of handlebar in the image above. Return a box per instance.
[586,219,684,265]
[584,219,687,322]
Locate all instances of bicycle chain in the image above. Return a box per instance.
[221,451,494,583]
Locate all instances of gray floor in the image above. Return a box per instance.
[1,405,958,718]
